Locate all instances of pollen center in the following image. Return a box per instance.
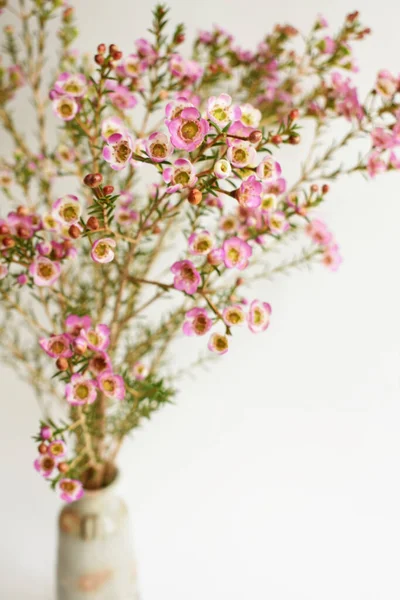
[181,121,199,140]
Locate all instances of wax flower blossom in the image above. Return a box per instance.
[236,176,262,208]
[102,132,134,170]
[54,72,87,97]
[101,116,125,140]
[65,314,92,337]
[171,260,201,294]
[163,158,197,193]
[214,159,232,179]
[39,334,73,358]
[188,230,214,255]
[52,95,79,121]
[183,308,212,336]
[89,351,112,375]
[248,300,272,333]
[29,257,61,286]
[322,244,343,271]
[65,374,97,406]
[306,219,333,245]
[52,195,81,226]
[34,454,57,478]
[58,479,84,503]
[223,237,252,270]
[145,132,173,162]
[91,238,116,263]
[256,157,282,180]
[97,371,126,400]
[48,440,67,459]
[223,305,246,327]
[81,324,110,352]
[268,211,290,235]
[132,362,149,381]
[208,333,229,355]
[207,94,241,128]
[167,106,209,151]
[227,139,257,168]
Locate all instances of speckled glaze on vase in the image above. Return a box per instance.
[57,474,139,600]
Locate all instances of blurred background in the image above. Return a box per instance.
[2,0,400,598]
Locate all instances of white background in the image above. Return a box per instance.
[2,0,400,598]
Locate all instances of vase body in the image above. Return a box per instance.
[57,477,139,600]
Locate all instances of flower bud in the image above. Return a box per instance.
[56,357,69,371]
[40,426,52,440]
[112,50,123,61]
[188,188,202,205]
[87,216,100,231]
[109,44,118,54]
[2,236,15,248]
[38,443,48,455]
[95,54,105,65]
[97,43,106,54]
[73,337,87,355]
[0,224,9,235]
[152,224,161,234]
[236,277,244,286]
[175,33,185,44]
[249,130,263,144]
[310,184,318,193]
[83,173,103,188]
[57,462,69,473]
[102,185,114,196]
[16,226,30,239]
[288,134,301,145]
[270,134,282,145]
[289,109,299,121]
[68,224,81,239]
[322,184,330,194]
[17,205,29,216]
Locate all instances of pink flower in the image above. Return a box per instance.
[263,178,287,195]
[16,273,28,285]
[132,362,149,380]
[108,84,137,110]
[65,374,97,406]
[239,103,261,128]
[376,70,398,98]
[171,260,201,294]
[145,132,173,163]
[222,237,252,270]
[54,72,87,97]
[119,54,143,79]
[247,300,272,333]
[73,337,87,354]
[367,152,387,178]
[188,230,214,255]
[34,454,57,479]
[227,139,257,168]
[236,176,262,208]
[167,107,209,151]
[29,257,61,287]
[320,36,336,54]
[91,238,116,263]
[40,426,52,440]
[256,157,282,181]
[89,351,112,375]
[39,334,73,358]
[208,332,229,355]
[65,314,92,337]
[183,308,212,336]
[163,158,197,194]
[103,133,133,171]
[268,211,289,235]
[214,159,232,179]
[306,219,333,245]
[48,440,67,460]
[223,305,246,327]
[52,195,81,226]
[97,371,125,400]
[371,128,397,150]
[322,244,342,271]
[169,54,204,83]
[135,38,158,65]
[101,116,125,141]
[52,96,78,121]
[58,478,84,503]
[208,247,225,265]
[207,94,241,128]
[165,97,194,121]
[81,324,110,352]
[260,192,277,213]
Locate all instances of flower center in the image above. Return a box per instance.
[51,443,64,455]
[75,383,89,400]
[233,148,247,163]
[64,80,81,94]
[115,140,131,163]
[38,262,54,279]
[253,308,264,325]
[228,310,241,324]
[43,457,55,470]
[151,142,167,158]
[194,315,208,333]
[60,101,73,117]
[61,481,75,493]
[212,107,228,122]
[102,378,115,392]
[196,239,211,252]
[180,120,199,140]
[88,331,100,346]
[215,336,228,351]
[62,205,79,222]
[94,243,109,258]
[50,339,66,355]
[175,171,190,185]
[92,355,107,372]
[227,247,240,263]
[182,265,196,281]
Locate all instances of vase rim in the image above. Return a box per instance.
[81,468,120,498]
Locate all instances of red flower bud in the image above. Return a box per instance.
[83,173,103,188]
[2,236,15,248]
[322,184,330,194]
[38,443,48,455]
[87,216,100,231]
[57,462,69,473]
[56,357,69,372]
[270,134,282,145]
[0,224,9,235]
[68,224,81,239]
[97,43,106,54]
[102,185,114,196]
[249,130,263,144]
[288,134,301,145]
[188,189,202,205]
[310,184,318,193]
[95,54,105,65]
[289,109,299,121]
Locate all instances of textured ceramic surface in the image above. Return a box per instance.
[57,476,139,600]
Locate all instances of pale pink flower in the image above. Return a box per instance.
[89,352,112,376]
[0,265,8,279]
[371,128,397,150]
[376,69,398,98]
[207,93,241,129]
[260,193,277,213]
[163,158,197,194]
[73,336,87,354]
[39,334,73,359]
[97,371,125,400]
[119,54,143,80]
[236,176,262,208]
[219,215,238,234]
[214,159,232,179]
[256,157,282,181]
[222,237,252,270]
[239,103,261,127]
[183,308,212,336]
[268,211,289,235]
[65,374,97,406]
[54,72,87,97]
[135,38,158,65]
[52,95,78,121]
[247,300,272,333]
[223,305,246,327]
[81,324,110,352]
[367,152,387,178]
[52,195,81,226]
[91,238,116,263]
[48,440,67,460]
[29,257,61,286]
[169,54,204,83]
[306,219,333,245]
[165,97,194,121]
[17,273,28,286]
[132,362,149,380]
[208,248,225,265]
[145,132,173,162]
[0,169,13,187]
[322,244,342,271]
[263,178,287,195]
[40,426,52,440]
[103,133,133,171]
[227,139,257,168]
[167,107,209,151]
[108,84,137,110]
[58,478,84,503]
[171,260,201,294]
[65,314,92,337]
[188,230,214,255]
[34,454,57,479]
[101,116,125,141]
[208,332,229,355]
